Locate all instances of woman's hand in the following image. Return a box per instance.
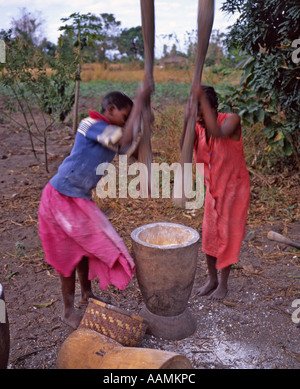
[137,75,154,102]
[190,83,205,102]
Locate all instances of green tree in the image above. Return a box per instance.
[205,30,225,66]
[184,29,225,67]
[221,0,300,169]
[0,29,75,172]
[59,12,104,132]
[10,7,44,47]
[96,13,121,62]
[116,26,144,60]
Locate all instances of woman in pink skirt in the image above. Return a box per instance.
[183,85,250,301]
[39,86,151,329]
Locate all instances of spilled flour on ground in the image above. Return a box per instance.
[142,301,282,369]
[142,326,274,369]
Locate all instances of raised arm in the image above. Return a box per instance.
[193,85,241,141]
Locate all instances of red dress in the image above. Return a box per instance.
[194,113,250,269]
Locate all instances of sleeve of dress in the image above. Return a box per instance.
[86,122,123,152]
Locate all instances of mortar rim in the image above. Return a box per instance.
[131,222,200,249]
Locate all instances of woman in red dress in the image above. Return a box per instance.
[184,85,250,300]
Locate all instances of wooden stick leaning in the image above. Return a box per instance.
[173,0,215,208]
[139,0,155,197]
[117,1,154,196]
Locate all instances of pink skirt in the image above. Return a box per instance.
[38,183,135,290]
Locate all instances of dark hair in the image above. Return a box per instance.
[101,91,133,113]
[202,85,219,109]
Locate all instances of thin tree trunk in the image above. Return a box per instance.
[73,73,80,133]
[73,28,81,134]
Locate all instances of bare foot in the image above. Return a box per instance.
[195,280,218,296]
[61,309,82,329]
[208,284,228,301]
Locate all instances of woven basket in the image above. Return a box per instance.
[79,299,148,347]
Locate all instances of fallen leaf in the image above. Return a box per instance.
[33,299,57,309]
[274,131,283,143]
[222,300,237,307]
[5,271,19,279]
[242,264,262,276]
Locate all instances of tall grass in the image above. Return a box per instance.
[81,62,193,83]
[80,62,241,85]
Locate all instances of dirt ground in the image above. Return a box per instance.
[0,102,299,370]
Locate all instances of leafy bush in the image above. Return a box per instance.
[221,0,300,169]
[0,29,75,172]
